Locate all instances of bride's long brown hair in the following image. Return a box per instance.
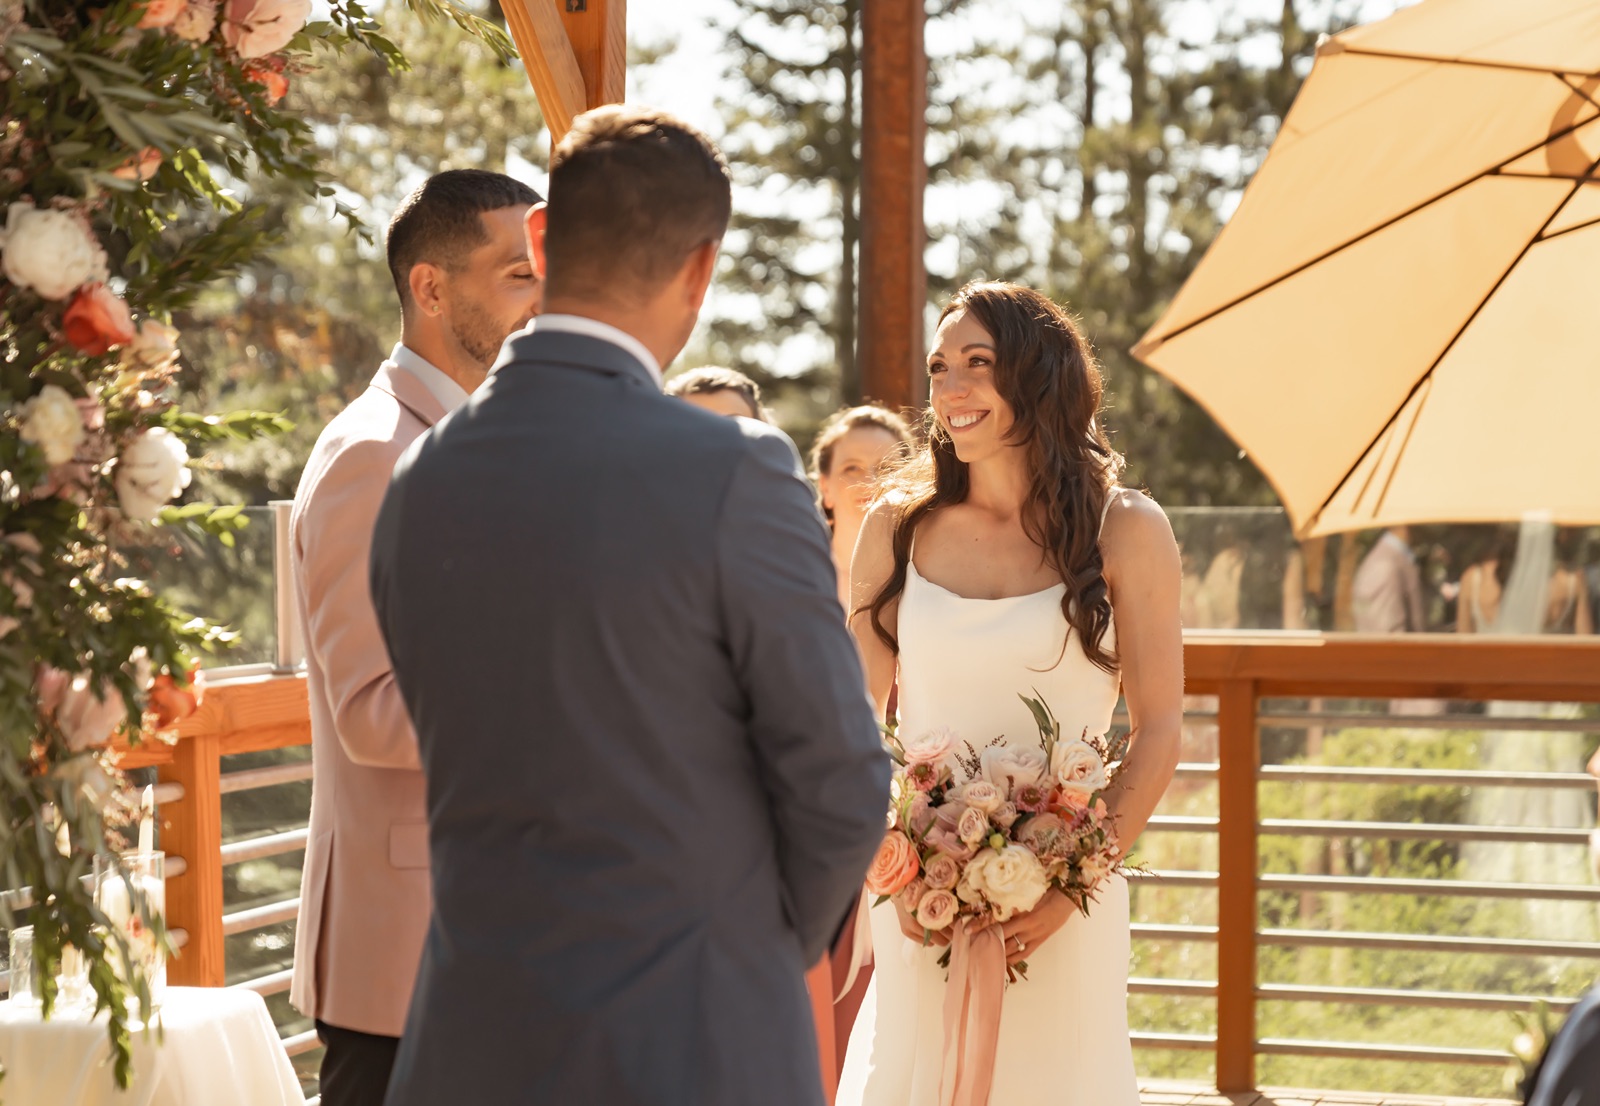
[863,281,1122,673]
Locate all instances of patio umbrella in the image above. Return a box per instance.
[1132,0,1600,537]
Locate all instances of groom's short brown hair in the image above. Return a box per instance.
[545,106,732,304]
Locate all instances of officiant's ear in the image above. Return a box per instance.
[524,203,549,282]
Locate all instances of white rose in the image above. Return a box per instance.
[981,745,1048,794]
[0,203,109,301]
[18,384,85,466]
[114,427,191,522]
[955,845,1050,922]
[1052,739,1109,798]
[222,0,311,58]
[172,0,218,42]
[956,779,1004,815]
[956,805,989,845]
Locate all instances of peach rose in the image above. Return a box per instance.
[222,0,310,58]
[864,831,920,897]
[62,283,136,356]
[915,888,959,931]
[137,0,186,29]
[148,670,203,728]
[242,58,288,105]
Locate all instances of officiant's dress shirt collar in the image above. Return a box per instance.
[524,314,664,389]
[390,343,470,413]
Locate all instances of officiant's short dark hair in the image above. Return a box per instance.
[386,170,541,311]
[545,106,731,302]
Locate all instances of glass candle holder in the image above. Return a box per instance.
[7,925,36,1007]
[96,851,167,1009]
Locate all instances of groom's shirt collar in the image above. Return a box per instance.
[390,343,470,413]
[524,313,663,389]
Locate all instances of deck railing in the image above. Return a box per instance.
[93,633,1600,1097]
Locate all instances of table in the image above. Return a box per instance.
[0,987,305,1106]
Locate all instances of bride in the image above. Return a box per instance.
[836,282,1183,1106]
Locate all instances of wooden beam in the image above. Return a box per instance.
[859,0,927,412]
[1214,678,1259,1092]
[505,0,588,143]
[560,0,627,110]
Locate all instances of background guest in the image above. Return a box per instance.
[664,365,771,421]
[288,169,541,1106]
[1352,525,1426,634]
[808,404,913,613]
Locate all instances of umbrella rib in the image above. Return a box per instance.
[1338,45,1595,79]
[1146,78,1600,352]
[1319,149,1600,531]
[1539,212,1600,242]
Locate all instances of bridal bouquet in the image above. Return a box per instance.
[864,693,1130,963]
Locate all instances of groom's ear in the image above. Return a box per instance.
[524,203,549,282]
[682,238,720,314]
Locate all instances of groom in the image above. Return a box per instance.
[370,106,891,1106]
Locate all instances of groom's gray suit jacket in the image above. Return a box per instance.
[369,328,891,1106]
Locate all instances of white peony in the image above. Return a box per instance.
[114,428,191,522]
[956,844,1050,922]
[0,203,108,301]
[1052,739,1109,799]
[981,745,1048,794]
[18,384,85,465]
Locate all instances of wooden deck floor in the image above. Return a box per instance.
[1139,1082,1512,1106]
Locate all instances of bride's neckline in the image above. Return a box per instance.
[907,558,1067,603]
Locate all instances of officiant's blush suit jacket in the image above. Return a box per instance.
[370,329,891,1106]
[288,360,446,1038]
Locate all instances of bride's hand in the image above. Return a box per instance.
[1000,890,1075,966]
[894,896,952,947]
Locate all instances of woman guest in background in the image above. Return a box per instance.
[809,405,914,612]
[806,405,914,1077]
[664,365,772,421]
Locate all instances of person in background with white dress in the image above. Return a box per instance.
[288,170,541,1106]
[839,281,1182,1105]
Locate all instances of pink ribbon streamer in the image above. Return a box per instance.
[938,920,1006,1106]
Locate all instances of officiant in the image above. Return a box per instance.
[287,169,542,1106]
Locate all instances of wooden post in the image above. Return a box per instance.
[1215,678,1259,1091]
[505,0,588,143]
[159,730,225,987]
[859,0,926,412]
[560,0,626,110]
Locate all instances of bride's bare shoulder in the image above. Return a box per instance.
[1098,488,1180,580]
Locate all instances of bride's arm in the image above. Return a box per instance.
[1100,489,1185,852]
[848,501,900,717]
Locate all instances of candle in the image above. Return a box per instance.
[137,786,153,855]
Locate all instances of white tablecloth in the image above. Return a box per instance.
[0,987,305,1106]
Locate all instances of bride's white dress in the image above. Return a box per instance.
[837,535,1139,1106]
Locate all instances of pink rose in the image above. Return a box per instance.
[222,0,310,58]
[864,832,920,897]
[62,283,136,356]
[37,667,127,751]
[923,826,976,863]
[923,853,960,891]
[992,801,1019,831]
[903,790,937,836]
[956,805,989,845]
[138,0,186,29]
[915,888,959,931]
[896,877,927,913]
[902,726,957,767]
